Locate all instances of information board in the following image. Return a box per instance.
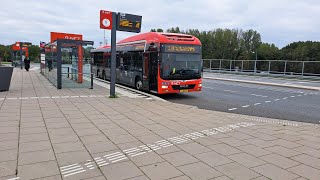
[117,13,142,33]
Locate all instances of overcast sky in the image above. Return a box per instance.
[1,0,319,48]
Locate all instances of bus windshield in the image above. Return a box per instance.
[160,53,202,80]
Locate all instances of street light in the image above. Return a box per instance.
[253,49,258,73]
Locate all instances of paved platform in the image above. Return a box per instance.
[1,69,320,180]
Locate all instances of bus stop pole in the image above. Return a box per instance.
[110,12,117,97]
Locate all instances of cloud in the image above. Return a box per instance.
[0,0,319,48]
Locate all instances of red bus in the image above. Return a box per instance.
[91,32,202,94]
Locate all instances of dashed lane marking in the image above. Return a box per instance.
[251,94,268,98]
[242,105,250,108]
[265,101,272,103]
[254,103,261,106]
[59,122,255,178]
[228,108,238,111]
[224,90,237,93]
[6,177,20,180]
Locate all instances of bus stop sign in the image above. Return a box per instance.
[100,10,112,30]
[117,13,142,33]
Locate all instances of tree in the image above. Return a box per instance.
[28,45,40,62]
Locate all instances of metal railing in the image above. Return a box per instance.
[203,59,320,79]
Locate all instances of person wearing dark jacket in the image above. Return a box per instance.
[24,57,30,71]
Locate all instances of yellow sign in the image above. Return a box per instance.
[167,45,196,53]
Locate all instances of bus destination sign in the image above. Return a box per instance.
[163,45,201,54]
[117,13,142,33]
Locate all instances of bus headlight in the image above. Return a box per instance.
[198,83,202,87]
[162,85,168,89]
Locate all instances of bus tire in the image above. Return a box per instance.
[135,76,142,90]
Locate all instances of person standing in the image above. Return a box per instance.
[24,57,30,71]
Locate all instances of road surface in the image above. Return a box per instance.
[160,79,320,124]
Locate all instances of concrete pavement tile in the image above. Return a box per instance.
[50,134,79,144]
[71,123,96,130]
[0,140,17,151]
[0,121,18,127]
[260,154,300,169]
[0,127,18,134]
[101,128,129,137]
[265,146,302,158]
[19,141,52,153]
[46,122,71,129]
[85,141,118,154]
[130,151,165,167]
[195,151,233,167]
[291,154,320,170]
[193,136,222,146]
[295,139,320,149]
[177,142,211,155]
[34,175,62,180]
[56,150,91,166]
[81,176,107,180]
[0,161,16,177]
[227,153,267,168]
[80,135,111,145]
[178,162,222,180]
[108,134,138,145]
[167,176,191,180]
[208,143,242,156]
[48,128,76,136]
[19,149,55,165]
[74,128,101,137]
[154,144,181,155]
[161,151,199,167]
[228,131,254,140]
[140,162,183,180]
[215,162,260,180]
[252,164,299,180]
[293,146,320,158]
[100,161,143,180]
[236,144,271,157]
[244,138,276,148]
[270,139,302,149]
[20,121,45,128]
[53,141,86,154]
[136,134,164,144]
[20,133,50,143]
[218,137,248,147]
[127,128,156,138]
[18,161,59,179]
[20,127,48,135]
[210,176,232,180]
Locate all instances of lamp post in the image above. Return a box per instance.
[254,49,258,73]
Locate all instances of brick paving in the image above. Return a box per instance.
[1,69,320,180]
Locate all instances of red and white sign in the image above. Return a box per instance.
[100,10,112,30]
[50,32,83,43]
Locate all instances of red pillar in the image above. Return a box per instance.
[78,46,83,83]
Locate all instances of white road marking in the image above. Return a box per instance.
[274,99,281,101]
[0,98,4,101]
[254,103,261,106]
[297,95,302,97]
[283,97,288,99]
[265,101,272,103]
[224,90,237,93]
[290,96,296,98]
[60,163,79,169]
[242,105,250,108]
[251,94,268,98]
[7,98,18,100]
[228,108,237,111]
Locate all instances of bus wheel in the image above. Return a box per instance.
[135,77,142,90]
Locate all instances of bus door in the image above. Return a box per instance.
[143,52,158,92]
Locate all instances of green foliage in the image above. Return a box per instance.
[28,45,40,62]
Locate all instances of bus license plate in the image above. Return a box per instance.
[180,90,188,92]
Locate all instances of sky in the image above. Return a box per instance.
[1,0,320,48]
